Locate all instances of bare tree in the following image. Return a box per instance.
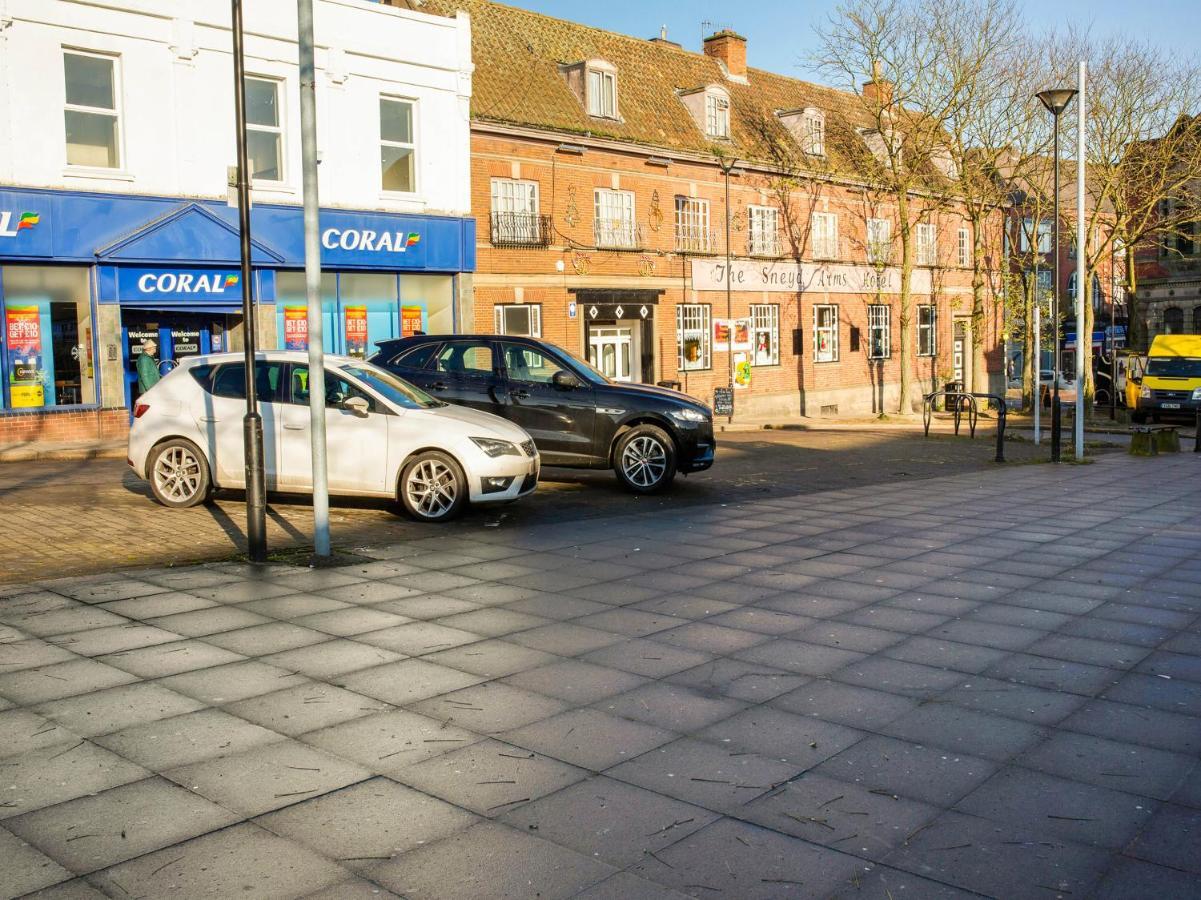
[813,0,971,413]
[1049,32,1201,403]
[929,0,1044,394]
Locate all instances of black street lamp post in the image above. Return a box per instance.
[231,0,267,561]
[1036,88,1077,463]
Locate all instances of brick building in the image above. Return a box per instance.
[419,0,1004,418]
[1134,115,1201,342]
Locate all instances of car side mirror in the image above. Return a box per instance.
[552,370,581,391]
[1130,374,1141,385]
[343,396,370,416]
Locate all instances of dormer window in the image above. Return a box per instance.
[777,107,825,158]
[803,108,825,156]
[585,62,617,119]
[705,92,730,139]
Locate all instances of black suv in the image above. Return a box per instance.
[370,335,715,493]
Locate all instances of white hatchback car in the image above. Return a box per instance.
[128,351,540,522]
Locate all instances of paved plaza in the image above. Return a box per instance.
[1,450,1199,899]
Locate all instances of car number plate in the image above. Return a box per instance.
[1162,403,1181,409]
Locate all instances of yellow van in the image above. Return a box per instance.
[1131,335,1201,423]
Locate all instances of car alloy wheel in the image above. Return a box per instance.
[153,444,205,505]
[405,457,460,520]
[620,434,668,489]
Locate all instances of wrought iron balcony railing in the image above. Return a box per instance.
[594,218,645,250]
[490,212,552,248]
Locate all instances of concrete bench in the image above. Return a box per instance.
[1130,424,1180,456]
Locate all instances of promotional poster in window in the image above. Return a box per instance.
[5,305,45,407]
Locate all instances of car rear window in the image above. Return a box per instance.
[197,363,286,401]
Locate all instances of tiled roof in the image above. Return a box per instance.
[420,0,879,177]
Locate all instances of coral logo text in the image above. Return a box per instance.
[321,228,420,254]
[136,272,240,294]
[0,211,40,238]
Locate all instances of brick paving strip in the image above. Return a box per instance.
[0,450,1197,898]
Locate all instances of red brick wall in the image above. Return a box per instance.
[0,408,129,445]
[471,130,1004,415]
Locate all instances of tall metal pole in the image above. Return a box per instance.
[1074,60,1086,460]
[297,0,331,559]
[1109,245,1117,420]
[1050,112,1062,463]
[723,160,734,424]
[1033,277,1041,444]
[231,0,267,561]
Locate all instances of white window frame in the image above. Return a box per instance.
[868,304,891,359]
[63,49,123,171]
[245,75,285,185]
[705,92,730,139]
[1020,218,1053,254]
[380,95,417,195]
[677,304,712,371]
[811,212,838,260]
[587,67,617,118]
[957,227,971,268]
[594,188,637,249]
[918,304,937,356]
[1036,269,1053,301]
[493,304,542,338]
[748,206,780,256]
[916,223,937,266]
[803,109,825,156]
[490,178,541,244]
[750,304,780,366]
[674,197,712,252]
[867,218,892,264]
[814,304,839,363]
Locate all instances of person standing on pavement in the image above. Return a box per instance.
[137,339,161,394]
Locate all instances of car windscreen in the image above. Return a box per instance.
[557,348,610,385]
[1146,357,1201,378]
[340,363,444,409]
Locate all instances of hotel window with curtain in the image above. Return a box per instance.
[677,304,711,371]
[811,212,838,260]
[751,304,779,366]
[63,51,122,169]
[868,304,891,358]
[916,223,938,266]
[814,304,839,362]
[748,206,780,256]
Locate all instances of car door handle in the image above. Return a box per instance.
[509,388,530,400]
[429,381,448,391]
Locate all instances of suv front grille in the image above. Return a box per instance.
[520,440,537,458]
[1153,389,1192,401]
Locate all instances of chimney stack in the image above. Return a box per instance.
[703,29,747,81]
[862,60,894,108]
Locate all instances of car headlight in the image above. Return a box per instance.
[1140,386,1151,399]
[470,437,521,457]
[670,408,709,423]
[1192,388,1201,401]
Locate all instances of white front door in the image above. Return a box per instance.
[588,326,634,382]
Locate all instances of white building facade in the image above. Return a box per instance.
[0,0,474,441]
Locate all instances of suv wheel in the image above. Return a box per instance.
[399,451,468,522]
[615,425,676,494]
[148,439,212,509]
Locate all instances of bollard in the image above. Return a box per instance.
[1051,396,1062,462]
[995,403,1006,463]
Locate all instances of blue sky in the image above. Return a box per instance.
[504,0,1185,79]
